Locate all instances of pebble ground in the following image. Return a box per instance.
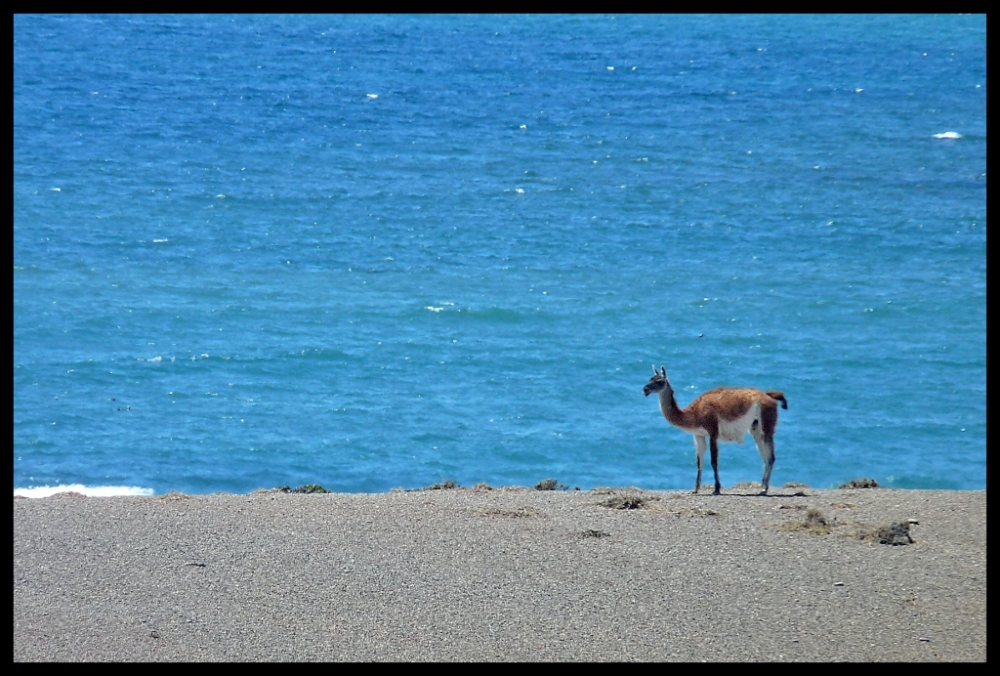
[14,487,985,661]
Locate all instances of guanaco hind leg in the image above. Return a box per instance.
[751,426,775,495]
[709,436,722,495]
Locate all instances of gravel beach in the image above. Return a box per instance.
[14,486,985,662]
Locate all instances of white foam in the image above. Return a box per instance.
[367,93,378,99]
[932,131,962,139]
[425,306,444,312]
[14,484,155,498]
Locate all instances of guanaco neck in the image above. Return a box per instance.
[659,387,697,428]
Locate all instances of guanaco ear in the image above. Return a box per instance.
[651,364,657,375]
[660,366,667,378]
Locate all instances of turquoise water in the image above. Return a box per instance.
[14,15,986,495]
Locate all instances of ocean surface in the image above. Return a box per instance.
[14,15,986,496]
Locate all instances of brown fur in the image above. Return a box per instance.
[765,391,788,409]
[643,367,787,495]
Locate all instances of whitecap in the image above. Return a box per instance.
[425,306,444,312]
[147,355,162,362]
[932,131,962,139]
[14,484,155,498]
[367,93,378,99]
[152,238,169,243]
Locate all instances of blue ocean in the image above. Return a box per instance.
[14,15,986,496]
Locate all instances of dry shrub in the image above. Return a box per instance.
[839,478,879,489]
[473,506,540,518]
[855,521,914,546]
[156,490,192,501]
[284,484,330,494]
[667,506,721,517]
[420,480,459,491]
[780,507,915,546]
[596,492,648,510]
[781,507,834,535]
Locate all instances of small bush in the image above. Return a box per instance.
[669,506,721,517]
[597,493,647,510]
[805,508,828,527]
[283,484,330,494]
[781,507,834,535]
[157,490,192,501]
[857,521,914,545]
[474,506,540,518]
[839,478,879,489]
[421,480,459,490]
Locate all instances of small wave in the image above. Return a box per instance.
[422,302,457,313]
[932,131,962,139]
[14,484,155,498]
[290,347,356,362]
[456,306,528,323]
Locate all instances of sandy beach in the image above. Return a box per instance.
[14,485,985,661]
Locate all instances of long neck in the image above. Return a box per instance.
[659,388,696,428]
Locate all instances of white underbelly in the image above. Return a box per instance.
[682,405,760,444]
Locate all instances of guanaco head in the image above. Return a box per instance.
[643,365,673,397]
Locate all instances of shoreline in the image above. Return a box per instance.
[12,477,984,499]
[15,486,985,661]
